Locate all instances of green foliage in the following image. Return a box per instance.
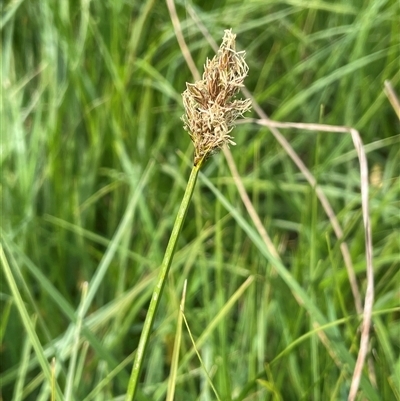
[1,0,399,400]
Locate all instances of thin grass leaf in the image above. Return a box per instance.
[0,246,65,401]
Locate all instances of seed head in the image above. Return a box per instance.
[182,29,252,166]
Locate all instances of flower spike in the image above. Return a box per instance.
[182,29,252,166]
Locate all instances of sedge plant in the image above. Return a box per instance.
[125,29,252,400]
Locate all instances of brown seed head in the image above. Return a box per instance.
[182,29,252,166]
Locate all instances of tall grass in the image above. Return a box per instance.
[1,0,399,400]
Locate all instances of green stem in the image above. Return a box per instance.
[125,162,202,401]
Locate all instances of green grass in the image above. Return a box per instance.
[1,0,399,400]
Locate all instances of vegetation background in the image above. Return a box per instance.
[1,0,399,400]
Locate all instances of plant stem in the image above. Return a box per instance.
[125,162,202,401]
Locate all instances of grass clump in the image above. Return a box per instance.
[1,1,399,400]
